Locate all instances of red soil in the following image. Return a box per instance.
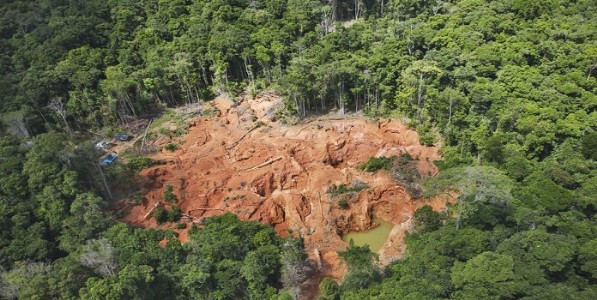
[119,94,449,297]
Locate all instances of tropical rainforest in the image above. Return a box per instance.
[0,0,596,299]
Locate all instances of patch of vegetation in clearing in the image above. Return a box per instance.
[361,156,395,172]
[164,143,177,151]
[327,182,369,197]
[418,126,436,146]
[153,206,182,224]
[127,156,164,172]
[164,185,178,203]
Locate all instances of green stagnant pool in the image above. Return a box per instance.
[342,217,394,253]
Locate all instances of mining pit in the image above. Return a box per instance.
[119,93,449,295]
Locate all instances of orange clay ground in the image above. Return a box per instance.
[118,93,449,295]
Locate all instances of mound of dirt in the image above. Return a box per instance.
[120,93,449,294]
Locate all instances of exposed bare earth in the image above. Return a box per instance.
[120,94,449,293]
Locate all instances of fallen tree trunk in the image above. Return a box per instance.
[187,207,226,213]
[140,119,153,152]
[318,192,323,219]
[313,248,323,270]
[227,124,261,150]
[143,202,160,220]
[242,156,283,172]
[113,204,130,217]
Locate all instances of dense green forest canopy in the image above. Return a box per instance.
[0,0,596,299]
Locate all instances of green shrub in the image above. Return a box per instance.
[360,156,394,172]
[202,108,214,117]
[327,183,368,197]
[581,132,597,160]
[159,127,170,135]
[319,277,340,300]
[414,205,441,233]
[338,199,349,209]
[163,185,178,203]
[168,207,182,222]
[419,134,435,146]
[173,128,186,137]
[129,191,143,204]
[164,143,177,151]
[329,184,349,195]
[175,222,187,229]
[418,127,436,146]
[153,206,167,224]
[127,157,160,172]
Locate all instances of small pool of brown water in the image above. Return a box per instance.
[342,217,394,253]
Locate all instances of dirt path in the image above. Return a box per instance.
[119,93,449,298]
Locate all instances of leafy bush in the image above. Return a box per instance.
[338,242,379,291]
[164,143,177,151]
[360,156,394,172]
[202,108,214,117]
[159,127,170,135]
[168,207,182,222]
[129,191,143,204]
[319,277,340,300]
[154,206,181,223]
[153,206,167,224]
[414,205,442,233]
[127,157,161,172]
[163,185,178,203]
[327,183,368,197]
[338,199,349,209]
[581,132,597,160]
[418,127,436,146]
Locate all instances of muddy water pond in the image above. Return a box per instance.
[342,217,394,253]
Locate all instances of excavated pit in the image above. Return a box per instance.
[120,94,449,288]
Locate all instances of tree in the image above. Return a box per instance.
[339,242,379,291]
[497,230,577,275]
[48,98,71,135]
[47,255,92,299]
[581,132,597,160]
[451,252,520,299]
[175,263,210,297]
[414,205,442,233]
[241,245,281,299]
[514,171,574,215]
[0,261,52,300]
[79,264,155,300]
[163,185,178,203]
[22,132,70,192]
[80,238,118,277]
[100,66,138,123]
[512,0,558,19]
[279,238,310,298]
[319,277,340,300]
[0,135,27,197]
[423,166,514,229]
[579,238,597,279]
[1,109,30,138]
[396,60,442,122]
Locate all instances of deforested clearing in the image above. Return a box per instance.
[119,93,449,281]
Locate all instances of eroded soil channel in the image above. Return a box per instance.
[119,94,449,281]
